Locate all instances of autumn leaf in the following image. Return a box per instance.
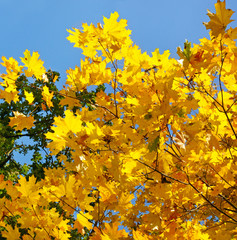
[99,182,117,203]
[103,12,132,45]
[74,212,93,233]
[148,136,160,152]
[133,229,150,240]
[42,85,54,108]
[225,27,237,39]
[20,49,46,79]
[101,222,128,239]
[16,175,40,204]
[203,0,235,37]
[24,90,34,104]
[173,131,187,150]
[0,88,19,103]
[9,111,35,130]
[126,95,139,106]
[1,56,23,74]
[1,3,237,239]
[1,225,20,239]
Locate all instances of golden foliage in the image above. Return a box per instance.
[1,1,237,239]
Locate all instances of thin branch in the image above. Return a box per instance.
[164,148,183,162]
[217,41,237,139]
[209,164,233,188]
[181,70,223,110]
[3,133,33,139]
[226,98,237,113]
[218,40,225,108]
[186,176,237,223]
[49,190,92,221]
[31,204,51,238]
[166,124,183,157]
[98,40,118,117]
[93,103,118,119]
[198,176,237,212]
[136,158,188,185]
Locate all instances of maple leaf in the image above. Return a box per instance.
[74,212,93,233]
[45,110,85,153]
[0,58,21,103]
[9,111,35,131]
[1,225,20,239]
[16,175,40,204]
[203,0,235,37]
[1,3,237,239]
[51,174,76,199]
[99,182,117,203]
[1,56,23,73]
[42,73,49,82]
[0,88,19,103]
[126,95,139,106]
[225,27,237,39]
[133,229,150,240]
[24,90,34,104]
[42,85,54,108]
[121,158,137,175]
[103,12,132,45]
[20,49,46,79]
[101,222,128,239]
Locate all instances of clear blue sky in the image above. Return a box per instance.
[1,0,236,84]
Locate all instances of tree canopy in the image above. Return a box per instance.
[0,1,237,239]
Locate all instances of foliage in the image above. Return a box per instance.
[0,1,237,239]
[0,69,64,180]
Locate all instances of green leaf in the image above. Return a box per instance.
[183,40,192,61]
[177,108,185,118]
[148,136,160,152]
[144,112,152,120]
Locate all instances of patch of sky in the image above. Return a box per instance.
[118,224,130,233]
[131,184,145,205]
[134,124,139,130]
[144,198,151,207]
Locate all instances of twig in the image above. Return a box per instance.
[136,158,188,185]
[186,175,237,223]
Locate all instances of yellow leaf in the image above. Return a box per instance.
[24,90,34,104]
[75,212,93,232]
[22,235,33,240]
[0,89,19,103]
[9,111,35,131]
[133,229,150,240]
[118,192,134,210]
[42,85,54,108]
[99,182,117,203]
[20,49,46,79]
[122,158,137,175]
[1,56,23,74]
[103,12,131,44]
[203,0,235,37]
[17,175,39,201]
[101,222,128,239]
[1,225,20,239]
[226,27,237,39]
[126,95,139,106]
[53,75,58,82]
[101,235,112,240]
[52,175,76,198]
[0,58,21,103]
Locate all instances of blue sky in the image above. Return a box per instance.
[0,0,236,84]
